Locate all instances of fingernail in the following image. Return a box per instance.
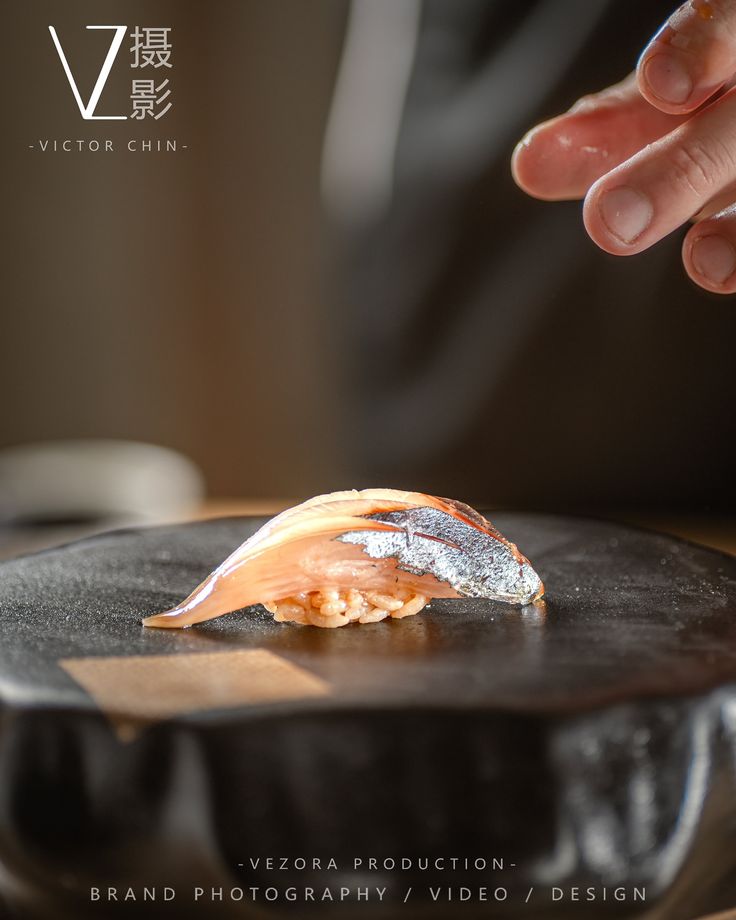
[643,53,693,104]
[598,187,653,244]
[691,234,736,284]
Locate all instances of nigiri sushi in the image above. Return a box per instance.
[142,489,544,630]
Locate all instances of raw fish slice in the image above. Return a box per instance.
[142,489,544,629]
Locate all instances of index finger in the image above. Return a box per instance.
[638,0,736,113]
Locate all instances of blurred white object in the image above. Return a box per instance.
[0,440,204,525]
[321,0,421,226]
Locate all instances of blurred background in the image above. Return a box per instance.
[2,0,736,556]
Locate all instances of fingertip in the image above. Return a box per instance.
[510,131,535,193]
[511,120,589,201]
[637,40,728,116]
[511,127,560,200]
[583,180,653,256]
[683,224,736,293]
[582,184,618,254]
[637,49,696,114]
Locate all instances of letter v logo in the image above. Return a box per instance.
[49,25,128,120]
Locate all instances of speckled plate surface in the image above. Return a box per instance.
[1,514,735,919]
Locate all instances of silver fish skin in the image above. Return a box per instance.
[337,506,543,605]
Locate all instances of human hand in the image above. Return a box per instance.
[512,0,736,294]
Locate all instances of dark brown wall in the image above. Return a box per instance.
[2,0,346,497]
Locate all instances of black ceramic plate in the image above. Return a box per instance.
[1,514,735,920]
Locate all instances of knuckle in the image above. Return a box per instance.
[571,86,629,116]
[569,92,601,114]
[659,0,736,50]
[692,0,736,39]
[704,0,736,18]
[666,138,734,195]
